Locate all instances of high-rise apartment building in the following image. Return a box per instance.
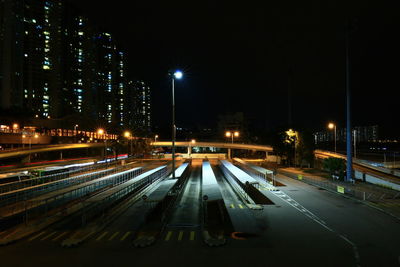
[0,0,151,133]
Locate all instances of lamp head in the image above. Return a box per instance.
[173,70,183,79]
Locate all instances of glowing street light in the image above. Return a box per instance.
[191,139,196,144]
[97,128,107,160]
[154,134,159,143]
[171,70,183,179]
[328,122,337,153]
[174,70,183,79]
[97,128,104,136]
[124,131,132,156]
[225,131,239,143]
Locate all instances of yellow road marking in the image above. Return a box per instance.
[108,232,119,241]
[230,204,235,209]
[41,231,57,241]
[178,231,183,241]
[165,231,172,241]
[28,231,46,241]
[52,231,68,241]
[238,204,244,209]
[96,231,108,241]
[120,231,131,241]
[190,231,195,241]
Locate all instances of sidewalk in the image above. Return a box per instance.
[278,167,400,220]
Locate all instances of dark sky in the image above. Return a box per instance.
[67,0,400,138]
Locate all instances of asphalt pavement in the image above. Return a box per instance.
[0,164,399,267]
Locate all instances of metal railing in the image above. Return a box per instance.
[0,162,108,194]
[80,166,168,225]
[0,163,137,209]
[1,166,143,222]
[278,169,400,202]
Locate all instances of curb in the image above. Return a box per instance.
[278,171,400,222]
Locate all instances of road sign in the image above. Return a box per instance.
[298,174,303,180]
[337,186,345,194]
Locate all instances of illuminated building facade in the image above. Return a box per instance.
[0,0,151,132]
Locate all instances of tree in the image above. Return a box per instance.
[323,157,346,180]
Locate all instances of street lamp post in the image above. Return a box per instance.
[124,131,132,157]
[74,124,79,143]
[189,139,196,158]
[22,133,38,163]
[97,128,106,161]
[328,122,337,153]
[171,70,183,179]
[154,134,158,143]
[225,131,239,144]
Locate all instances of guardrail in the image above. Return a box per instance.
[81,166,168,225]
[0,163,136,208]
[0,166,143,222]
[219,160,257,204]
[0,162,108,194]
[232,158,275,186]
[278,169,400,202]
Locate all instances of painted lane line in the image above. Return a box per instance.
[272,189,360,266]
[178,231,183,241]
[190,231,195,241]
[108,232,119,241]
[238,204,244,209]
[165,231,172,241]
[120,231,131,241]
[28,231,46,242]
[52,231,68,241]
[40,231,58,241]
[230,204,235,209]
[96,232,108,241]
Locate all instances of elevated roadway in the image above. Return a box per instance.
[0,143,104,160]
[315,150,400,188]
[0,141,273,160]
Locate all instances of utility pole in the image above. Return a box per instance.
[346,20,353,182]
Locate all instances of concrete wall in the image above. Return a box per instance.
[355,170,400,191]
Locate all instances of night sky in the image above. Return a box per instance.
[68,0,400,138]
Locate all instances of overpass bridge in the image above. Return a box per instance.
[0,141,273,161]
[152,141,273,158]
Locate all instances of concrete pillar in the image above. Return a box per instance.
[228,148,231,159]
[265,151,269,160]
[187,146,192,157]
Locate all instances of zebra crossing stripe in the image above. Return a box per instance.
[29,231,46,241]
[178,231,183,241]
[40,231,57,241]
[190,231,195,241]
[120,231,131,241]
[52,231,68,241]
[165,231,172,241]
[108,232,119,241]
[96,232,108,241]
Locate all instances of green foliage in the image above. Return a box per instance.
[323,157,346,180]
